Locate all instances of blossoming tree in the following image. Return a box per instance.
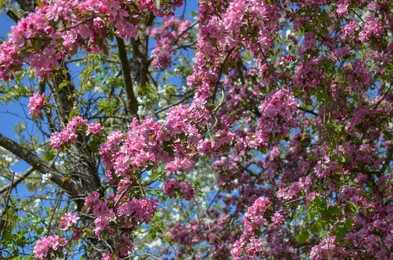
[0,0,392,259]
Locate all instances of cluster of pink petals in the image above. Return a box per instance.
[27,93,46,116]
[231,197,272,259]
[99,117,170,181]
[100,106,210,182]
[251,90,298,147]
[83,191,156,257]
[188,0,282,101]
[0,0,184,79]
[59,212,79,231]
[138,0,183,17]
[359,15,384,42]
[34,235,67,259]
[310,236,347,260]
[87,122,104,136]
[163,179,194,200]
[150,18,191,70]
[50,117,104,149]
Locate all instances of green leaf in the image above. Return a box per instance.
[36,227,44,235]
[344,218,353,231]
[165,84,176,97]
[42,150,55,161]
[297,230,310,244]
[339,156,346,163]
[347,201,360,213]
[58,80,71,91]
[309,221,324,233]
[36,0,45,8]
[327,205,340,216]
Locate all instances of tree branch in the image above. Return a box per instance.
[298,106,318,116]
[210,48,235,104]
[0,167,34,193]
[6,10,20,23]
[155,91,194,115]
[116,36,138,117]
[0,133,73,194]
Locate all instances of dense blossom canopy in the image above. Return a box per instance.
[0,0,392,259]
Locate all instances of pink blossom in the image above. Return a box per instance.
[179,181,195,200]
[150,18,191,70]
[359,16,384,42]
[117,233,134,256]
[243,197,271,235]
[28,93,46,116]
[34,235,66,259]
[87,123,104,136]
[310,236,346,260]
[163,179,194,200]
[59,212,79,231]
[50,117,94,149]
[84,191,100,209]
[102,252,113,260]
[336,4,348,17]
[271,212,285,227]
[255,90,297,146]
[166,157,194,173]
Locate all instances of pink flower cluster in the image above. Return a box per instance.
[99,117,170,181]
[163,179,194,200]
[0,0,184,79]
[34,235,67,259]
[231,197,271,259]
[100,106,210,182]
[310,236,347,260]
[150,18,191,70]
[59,212,79,231]
[50,117,103,149]
[115,195,157,227]
[188,0,282,101]
[27,93,46,117]
[359,16,384,42]
[138,0,183,17]
[83,191,156,257]
[253,90,298,147]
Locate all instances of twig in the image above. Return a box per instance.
[0,132,75,196]
[154,91,194,115]
[370,83,392,110]
[116,36,139,117]
[210,48,235,103]
[0,167,34,193]
[298,106,318,116]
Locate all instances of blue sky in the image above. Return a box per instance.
[0,13,28,139]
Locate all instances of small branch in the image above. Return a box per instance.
[176,21,199,42]
[0,167,34,193]
[6,10,20,23]
[210,48,235,103]
[370,83,392,110]
[0,169,15,237]
[116,36,138,117]
[154,91,194,115]
[298,106,318,116]
[0,133,73,194]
